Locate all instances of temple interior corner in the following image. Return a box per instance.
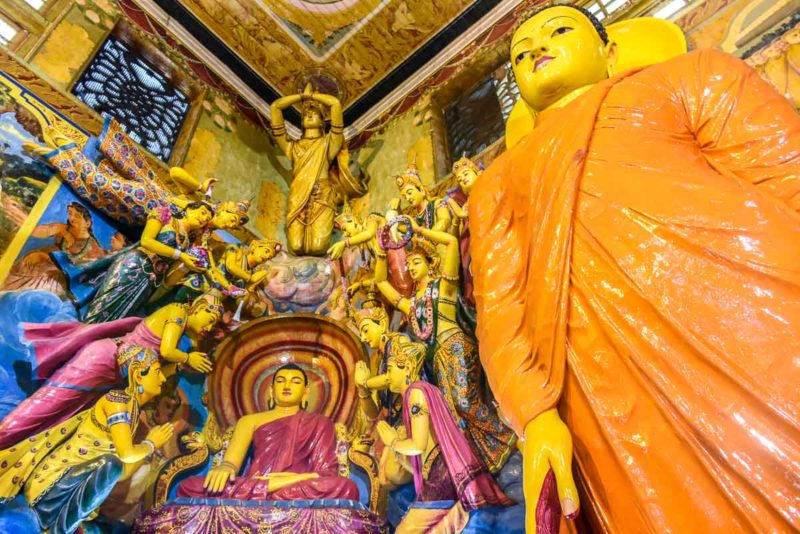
[0,0,798,533]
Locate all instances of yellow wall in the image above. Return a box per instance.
[353,105,435,218]
[183,103,290,241]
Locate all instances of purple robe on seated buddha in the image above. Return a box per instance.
[178,410,358,501]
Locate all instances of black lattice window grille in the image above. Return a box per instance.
[73,36,189,162]
[444,77,506,165]
[493,62,521,123]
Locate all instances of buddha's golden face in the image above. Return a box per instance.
[511,6,612,112]
[358,318,386,350]
[272,369,307,407]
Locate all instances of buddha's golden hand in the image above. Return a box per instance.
[388,197,401,211]
[145,422,174,449]
[204,462,237,493]
[327,240,347,260]
[354,361,371,388]
[523,409,580,532]
[186,351,213,373]
[376,421,398,447]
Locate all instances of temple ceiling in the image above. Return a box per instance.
[134,0,514,131]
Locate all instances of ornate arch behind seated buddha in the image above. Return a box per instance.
[209,313,366,430]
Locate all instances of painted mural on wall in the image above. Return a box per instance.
[0,70,206,531]
[1,181,129,304]
[0,87,51,257]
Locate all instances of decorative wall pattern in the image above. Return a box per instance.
[73,36,190,161]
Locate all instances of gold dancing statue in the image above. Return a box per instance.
[271,85,368,256]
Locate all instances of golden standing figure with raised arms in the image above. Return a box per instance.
[271,84,367,256]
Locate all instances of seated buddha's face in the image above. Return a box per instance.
[272,369,307,407]
[511,6,613,112]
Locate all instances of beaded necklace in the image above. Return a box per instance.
[409,283,435,341]
[415,200,433,229]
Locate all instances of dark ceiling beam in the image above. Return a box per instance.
[153,0,503,130]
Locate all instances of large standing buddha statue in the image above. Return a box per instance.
[470,4,800,533]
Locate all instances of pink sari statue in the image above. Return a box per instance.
[178,410,358,501]
[404,381,512,510]
[0,317,158,449]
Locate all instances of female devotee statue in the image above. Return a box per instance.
[0,290,223,449]
[82,201,213,323]
[271,84,367,256]
[374,218,516,473]
[0,345,174,534]
[372,342,512,533]
[328,204,413,298]
[469,4,800,533]
[444,156,480,305]
[177,363,359,500]
[391,163,451,236]
[353,305,426,426]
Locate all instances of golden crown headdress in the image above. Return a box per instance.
[117,345,159,379]
[395,162,427,193]
[334,199,362,229]
[301,98,326,118]
[387,340,426,379]
[354,304,388,325]
[452,155,481,175]
[407,236,437,260]
[189,288,225,316]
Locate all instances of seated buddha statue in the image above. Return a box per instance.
[177,364,358,501]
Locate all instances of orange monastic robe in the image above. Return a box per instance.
[470,49,800,533]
